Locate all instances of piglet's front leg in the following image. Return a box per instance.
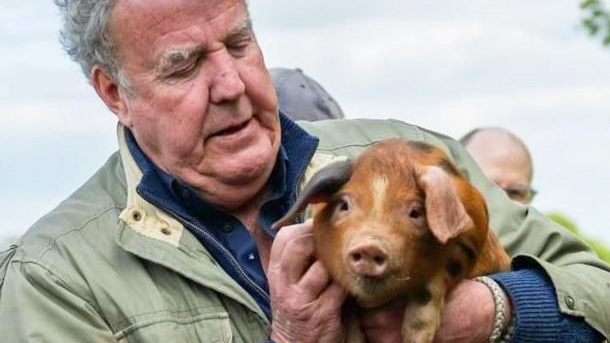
[344,311,366,343]
[401,276,447,343]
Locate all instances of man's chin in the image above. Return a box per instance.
[194,134,279,207]
[217,162,270,186]
[213,138,278,183]
[205,165,273,211]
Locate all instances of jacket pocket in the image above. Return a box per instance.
[114,309,233,343]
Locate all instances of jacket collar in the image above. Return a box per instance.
[116,124,185,246]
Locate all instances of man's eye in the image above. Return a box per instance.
[227,39,251,56]
[502,186,529,202]
[165,63,199,81]
[171,66,196,77]
[506,189,526,201]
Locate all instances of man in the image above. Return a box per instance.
[461,128,536,203]
[0,0,608,343]
[270,67,345,121]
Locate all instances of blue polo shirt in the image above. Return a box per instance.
[125,113,318,319]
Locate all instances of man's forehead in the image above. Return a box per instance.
[113,0,250,40]
[112,0,251,66]
[160,17,251,52]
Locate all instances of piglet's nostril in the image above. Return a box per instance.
[373,255,385,266]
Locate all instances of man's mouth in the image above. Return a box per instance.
[213,119,251,137]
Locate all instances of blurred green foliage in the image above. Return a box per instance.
[547,212,610,263]
[581,0,610,46]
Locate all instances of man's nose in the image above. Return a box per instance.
[209,51,246,104]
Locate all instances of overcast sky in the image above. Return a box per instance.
[2,0,609,247]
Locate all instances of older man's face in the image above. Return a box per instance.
[110,0,280,210]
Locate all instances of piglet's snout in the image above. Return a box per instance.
[346,238,389,278]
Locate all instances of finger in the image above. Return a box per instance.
[269,220,313,273]
[299,260,331,296]
[279,230,316,283]
[318,281,348,313]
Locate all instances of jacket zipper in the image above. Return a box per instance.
[292,142,319,224]
[138,190,270,302]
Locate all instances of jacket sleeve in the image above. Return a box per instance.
[0,256,118,343]
[491,267,603,343]
[422,129,610,342]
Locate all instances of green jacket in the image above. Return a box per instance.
[1,120,609,343]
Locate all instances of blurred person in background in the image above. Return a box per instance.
[461,127,536,204]
[461,127,610,264]
[270,67,345,122]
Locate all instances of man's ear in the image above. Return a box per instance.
[91,66,132,127]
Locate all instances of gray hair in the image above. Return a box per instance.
[54,0,129,88]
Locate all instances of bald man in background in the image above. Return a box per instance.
[461,127,537,203]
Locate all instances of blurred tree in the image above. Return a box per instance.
[547,212,610,263]
[581,0,610,46]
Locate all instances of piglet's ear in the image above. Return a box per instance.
[272,160,353,230]
[416,166,473,244]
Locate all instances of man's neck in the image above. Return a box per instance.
[229,184,273,274]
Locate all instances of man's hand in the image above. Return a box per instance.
[268,220,347,343]
[359,279,512,343]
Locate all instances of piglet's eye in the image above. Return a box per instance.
[337,198,350,212]
[331,195,352,220]
[409,209,422,219]
[407,203,425,221]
